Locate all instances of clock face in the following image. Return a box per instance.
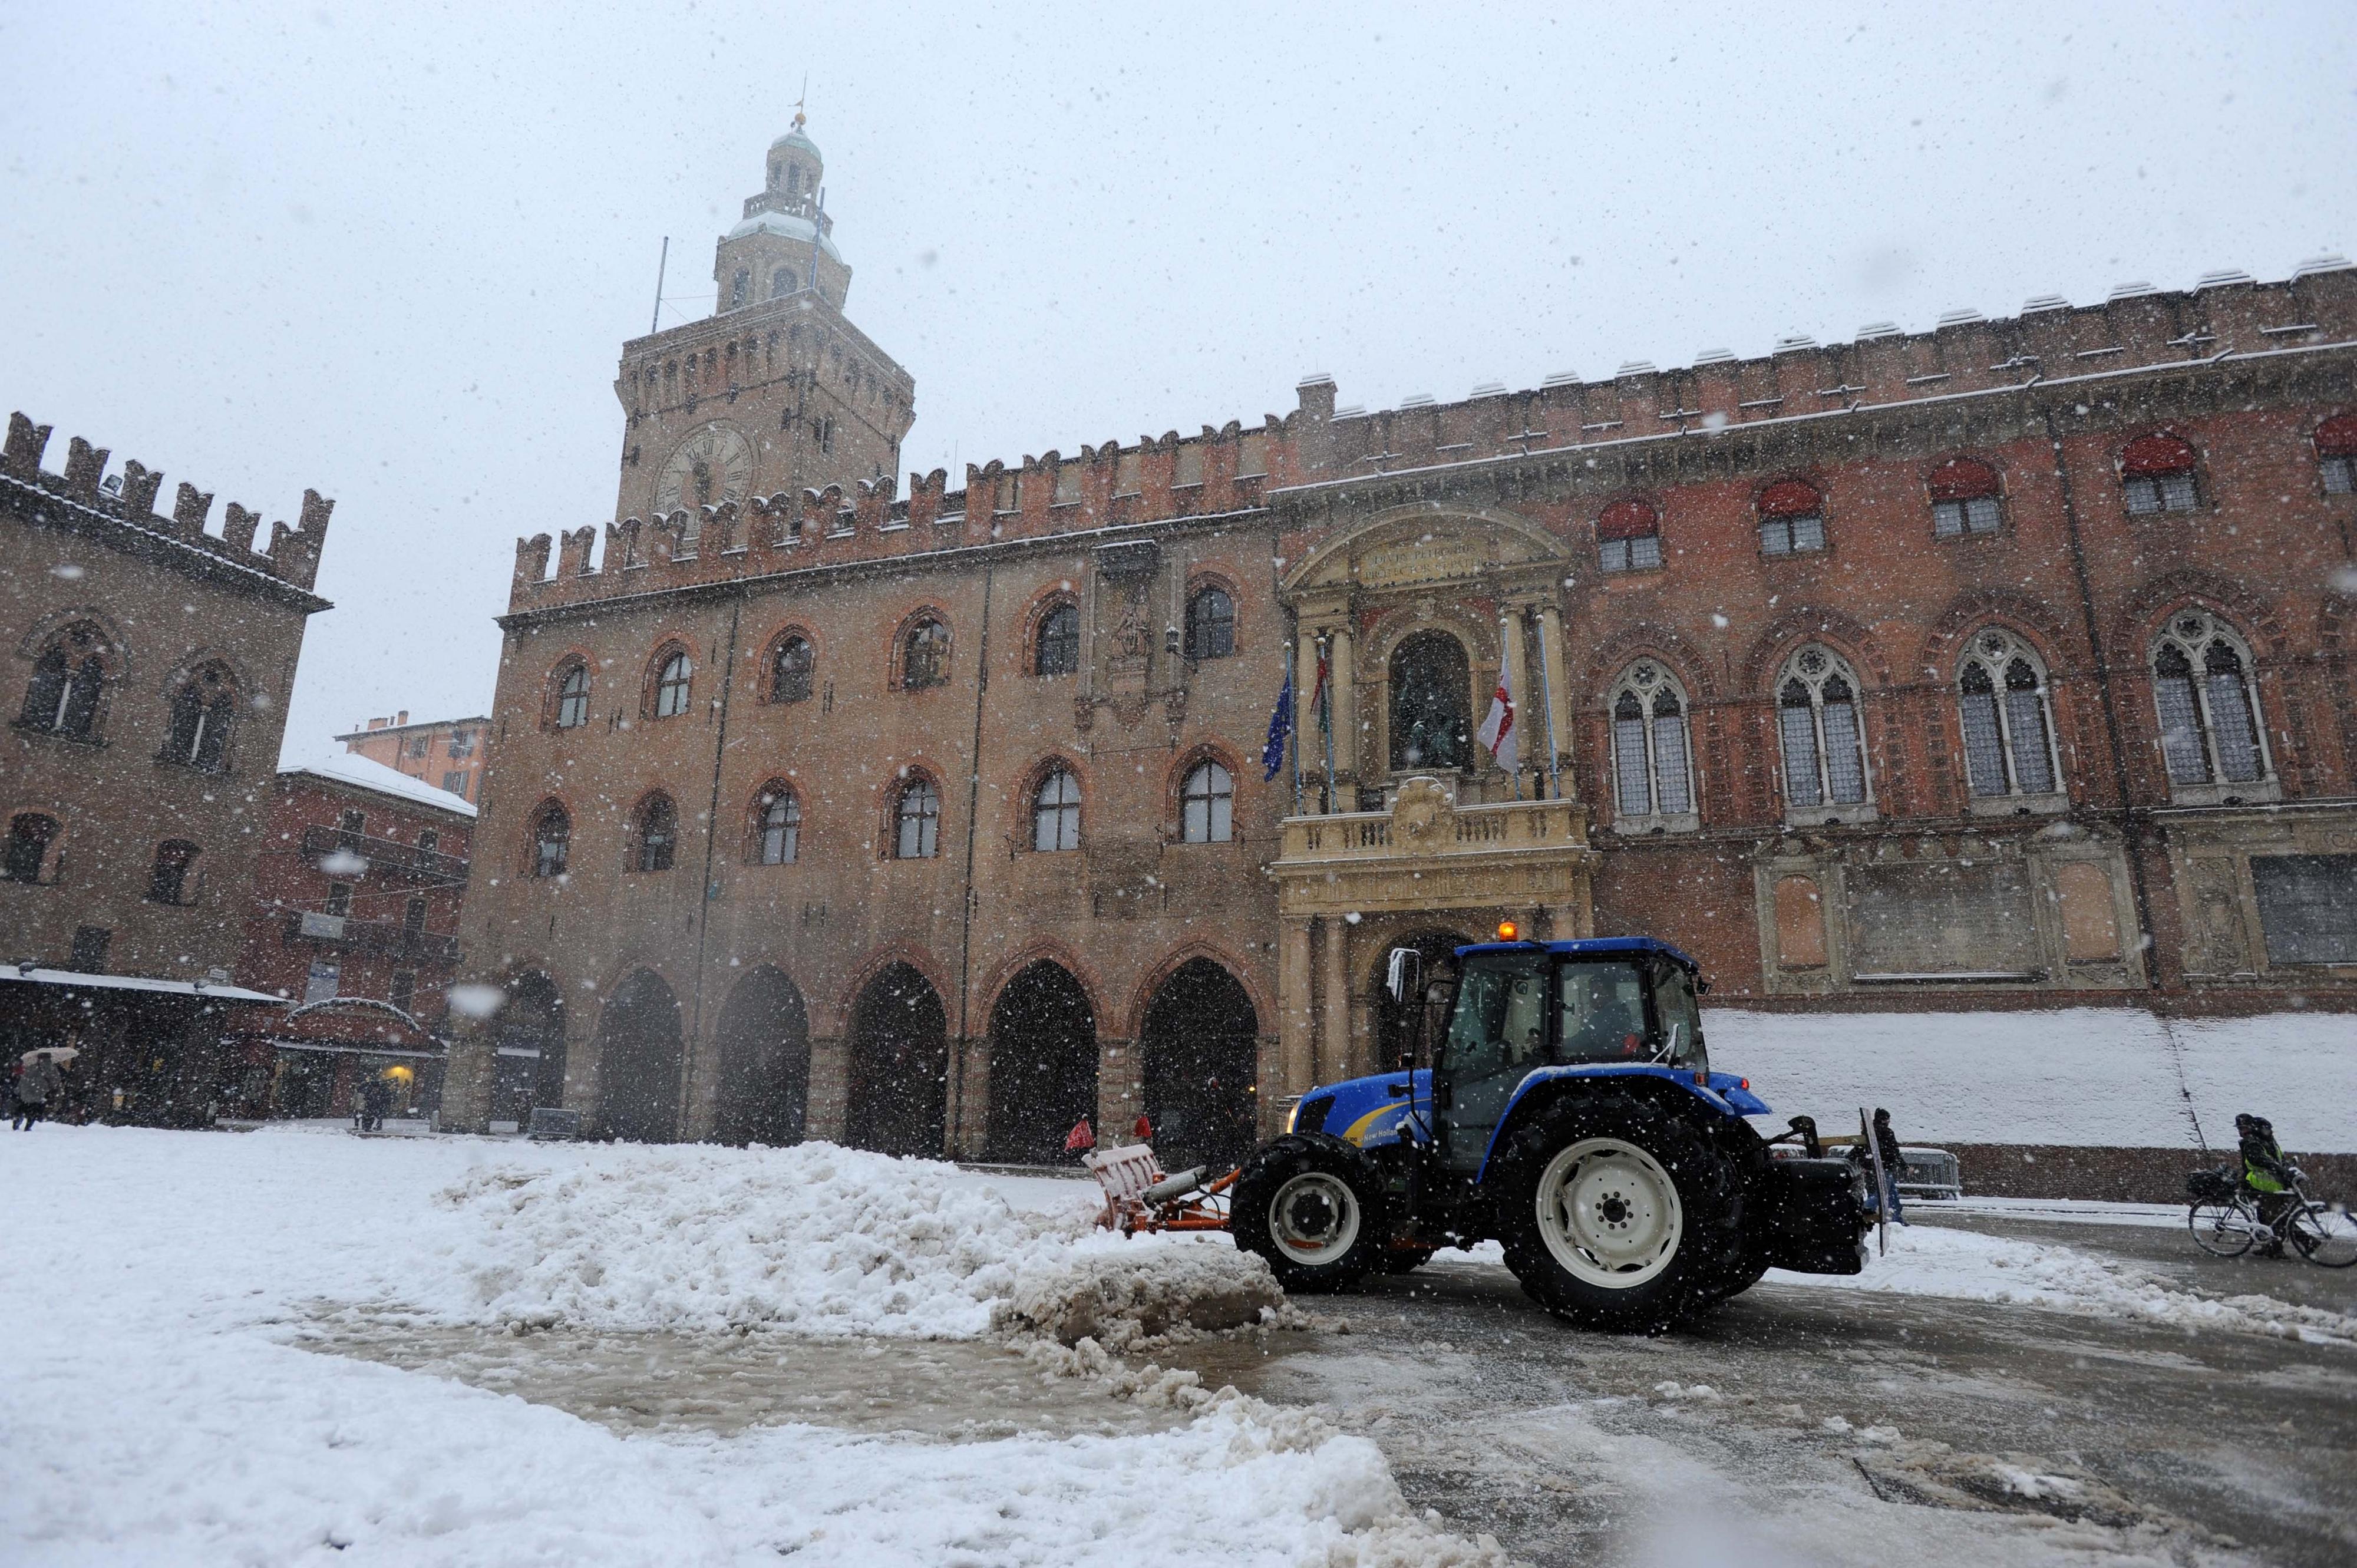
[653,424,754,513]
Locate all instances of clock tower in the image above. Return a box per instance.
[611,115,916,522]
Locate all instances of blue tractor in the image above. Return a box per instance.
[1230,933,1869,1332]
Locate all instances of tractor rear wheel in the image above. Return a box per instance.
[1496,1094,1738,1333]
[1233,1133,1389,1292]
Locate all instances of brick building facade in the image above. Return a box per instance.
[337,712,493,804]
[2,411,332,1124]
[444,130,2357,1193]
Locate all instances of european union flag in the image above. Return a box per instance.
[1261,671,1293,781]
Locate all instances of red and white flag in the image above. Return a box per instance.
[1064,1117,1096,1153]
[1477,659,1518,776]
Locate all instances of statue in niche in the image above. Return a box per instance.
[1113,586,1151,663]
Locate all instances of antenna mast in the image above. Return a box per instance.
[649,236,669,335]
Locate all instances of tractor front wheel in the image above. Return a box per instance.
[1497,1095,1738,1333]
[1233,1133,1389,1292]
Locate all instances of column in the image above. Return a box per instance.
[1278,915,1315,1100]
[805,1035,849,1142]
[1330,622,1357,783]
[1295,633,1322,809]
[1319,915,1352,1087]
[1097,1036,1140,1141]
[1538,603,1575,796]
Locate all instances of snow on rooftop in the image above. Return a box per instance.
[2107,280,2158,300]
[1936,308,1985,327]
[1615,360,1656,377]
[286,749,477,817]
[1540,369,1580,387]
[1772,333,1818,353]
[2022,293,2072,312]
[724,209,843,260]
[1468,381,1507,398]
[1856,321,1902,339]
[2295,253,2353,278]
[1693,348,1735,364]
[1397,392,1435,408]
[2195,268,2254,289]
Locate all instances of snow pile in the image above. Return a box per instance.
[405,1140,1273,1345]
[1780,1222,2357,1344]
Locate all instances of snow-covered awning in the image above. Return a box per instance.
[0,963,283,1004]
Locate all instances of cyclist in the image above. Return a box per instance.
[2236,1113,2299,1256]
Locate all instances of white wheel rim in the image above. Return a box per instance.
[1269,1171,1361,1266]
[1534,1137,1683,1289]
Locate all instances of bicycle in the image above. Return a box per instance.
[2186,1164,2357,1267]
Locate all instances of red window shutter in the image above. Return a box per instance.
[1927,458,1999,502]
[2120,434,2197,476]
[1597,500,1659,541]
[2316,414,2357,456]
[1758,480,1821,517]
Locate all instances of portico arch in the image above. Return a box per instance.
[712,965,811,1147]
[593,969,684,1143]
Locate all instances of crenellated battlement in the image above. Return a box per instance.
[509,261,2357,615]
[2,410,333,594]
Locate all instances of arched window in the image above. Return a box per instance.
[729,269,750,309]
[4,813,58,884]
[1777,646,1870,811]
[1957,630,2059,799]
[1929,458,2003,537]
[18,623,108,739]
[1608,662,1694,824]
[2316,414,2357,494]
[745,783,800,865]
[1597,500,1662,573]
[894,777,941,859]
[771,266,797,299]
[1184,587,1236,660]
[147,840,199,905]
[1035,603,1080,677]
[2152,611,2269,787]
[531,801,571,877]
[1757,480,1827,556]
[1180,760,1234,844]
[901,617,949,690]
[633,794,678,872]
[1032,767,1081,851]
[2121,434,2199,515]
[651,649,692,718]
[770,635,815,704]
[552,662,590,729]
[1389,631,1471,770]
[164,664,236,771]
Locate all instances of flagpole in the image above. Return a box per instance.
[1286,639,1302,816]
[1533,607,1562,800]
[1318,634,1338,814]
[1503,613,1523,801]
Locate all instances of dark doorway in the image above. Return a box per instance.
[494,971,567,1123]
[1373,929,1470,1072]
[713,966,811,1147]
[845,963,949,1158]
[985,961,1098,1164]
[1389,630,1472,770]
[593,969,684,1142]
[1140,957,1259,1171]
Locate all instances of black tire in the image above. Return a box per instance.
[1233,1132,1390,1292]
[2188,1199,2255,1257]
[1495,1093,1739,1333]
[2286,1201,2357,1269]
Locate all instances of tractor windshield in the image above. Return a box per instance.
[1554,961,1648,1062]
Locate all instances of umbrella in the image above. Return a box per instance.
[19,1046,78,1065]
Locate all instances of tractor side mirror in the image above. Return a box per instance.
[1385,948,1421,1006]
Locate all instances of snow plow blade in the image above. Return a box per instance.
[1753,1157,1869,1275]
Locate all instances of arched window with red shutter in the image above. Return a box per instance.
[2316,414,2357,496]
[1756,481,1825,556]
[1928,458,2003,537]
[2120,434,2199,516]
[1596,500,1662,573]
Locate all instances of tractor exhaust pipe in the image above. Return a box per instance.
[1142,1166,1208,1206]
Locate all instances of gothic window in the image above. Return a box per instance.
[1777,646,1870,812]
[730,269,750,310]
[1608,662,1695,825]
[1597,500,1662,573]
[4,813,58,884]
[2316,414,2357,494]
[752,783,801,865]
[1181,760,1234,844]
[553,662,590,729]
[1757,480,1827,556]
[901,617,949,690]
[18,623,108,739]
[1929,458,2004,537]
[147,840,199,905]
[2151,611,2269,788]
[1035,603,1080,676]
[652,649,692,718]
[771,266,796,299]
[2121,434,2200,515]
[768,635,815,703]
[1184,587,1235,661]
[1032,767,1081,851]
[531,801,570,877]
[633,794,678,873]
[163,663,236,772]
[1389,631,1471,770]
[1957,630,2059,799]
[894,776,941,859]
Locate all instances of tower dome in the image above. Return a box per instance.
[715,115,850,313]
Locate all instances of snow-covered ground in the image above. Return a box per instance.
[0,1126,1495,1567]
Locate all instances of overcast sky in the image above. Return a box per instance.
[5,2,2353,764]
